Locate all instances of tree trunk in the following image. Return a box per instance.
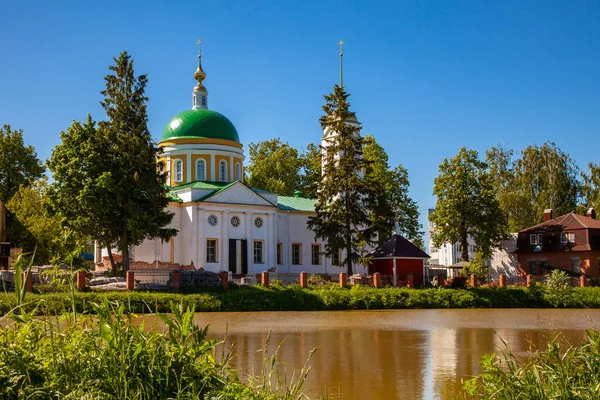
[460,231,469,262]
[121,227,130,272]
[105,243,116,271]
[346,241,353,276]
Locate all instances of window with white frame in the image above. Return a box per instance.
[235,163,241,181]
[253,241,264,264]
[219,160,227,182]
[311,244,321,265]
[174,159,183,182]
[537,234,544,244]
[561,232,575,244]
[196,159,206,181]
[206,239,218,263]
[292,243,301,265]
[530,234,537,245]
[332,249,341,266]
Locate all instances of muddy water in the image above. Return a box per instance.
[187,309,600,400]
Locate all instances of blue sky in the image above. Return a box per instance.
[1,0,599,237]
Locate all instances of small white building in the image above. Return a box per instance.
[99,47,369,276]
[427,208,476,266]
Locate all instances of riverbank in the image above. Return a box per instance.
[3,285,600,315]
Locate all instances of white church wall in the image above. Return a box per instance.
[208,184,271,206]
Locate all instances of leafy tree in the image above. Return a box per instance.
[430,147,507,261]
[246,138,301,195]
[462,251,491,283]
[580,162,600,212]
[363,135,423,247]
[48,52,176,271]
[307,85,375,275]
[298,142,322,199]
[6,179,84,264]
[0,125,45,203]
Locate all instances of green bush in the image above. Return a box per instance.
[3,285,600,316]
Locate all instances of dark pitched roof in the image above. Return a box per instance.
[520,212,600,232]
[367,234,430,259]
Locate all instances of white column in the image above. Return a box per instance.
[246,212,252,272]
[186,151,192,183]
[198,209,205,269]
[265,213,271,269]
[286,211,290,272]
[210,153,216,181]
[230,155,234,181]
[221,210,229,272]
[270,212,277,270]
[166,156,171,185]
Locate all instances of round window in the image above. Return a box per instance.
[207,214,218,226]
[254,217,264,228]
[231,216,241,227]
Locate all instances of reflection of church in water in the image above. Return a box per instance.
[99,42,369,275]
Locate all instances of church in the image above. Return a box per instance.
[99,44,369,276]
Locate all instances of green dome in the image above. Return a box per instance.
[161,109,239,142]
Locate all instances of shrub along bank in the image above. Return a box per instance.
[3,284,600,316]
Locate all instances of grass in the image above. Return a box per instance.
[460,330,600,399]
[0,299,316,399]
[2,284,600,316]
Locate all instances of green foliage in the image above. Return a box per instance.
[0,299,312,399]
[6,178,84,264]
[461,330,600,399]
[462,252,491,283]
[4,286,600,316]
[0,125,45,204]
[246,138,302,195]
[308,85,376,275]
[363,134,423,247]
[297,142,322,199]
[580,161,600,212]
[543,269,572,307]
[486,142,580,231]
[47,51,176,272]
[430,147,507,261]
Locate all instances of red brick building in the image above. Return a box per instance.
[516,208,600,278]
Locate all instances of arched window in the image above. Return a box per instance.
[174,159,183,182]
[196,159,206,181]
[235,163,241,181]
[219,160,227,182]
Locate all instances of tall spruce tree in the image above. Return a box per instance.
[307,85,375,275]
[430,147,507,261]
[48,52,176,271]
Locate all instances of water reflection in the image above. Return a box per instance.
[193,309,600,400]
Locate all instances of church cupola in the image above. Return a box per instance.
[192,39,208,110]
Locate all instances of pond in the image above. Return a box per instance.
[183,309,600,400]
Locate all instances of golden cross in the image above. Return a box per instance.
[197,39,202,56]
[339,40,344,56]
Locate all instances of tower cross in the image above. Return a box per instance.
[339,40,344,88]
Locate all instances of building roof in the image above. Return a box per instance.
[520,212,600,232]
[277,196,317,212]
[170,181,231,191]
[161,109,239,143]
[366,234,430,259]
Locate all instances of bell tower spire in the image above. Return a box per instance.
[339,40,344,88]
[192,39,208,110]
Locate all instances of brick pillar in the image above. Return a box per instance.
[76,271,86,291]
[261,271,269,288]
[220,271,229,290]
[300,272,308,288]
[126,270,135,291]
[171,271,181,290]
[470,274,478,288]
[438,274,445,287]
[406,274,414,288]
[580,275,587,288]
[526,274,533,288]
[499,274,507,288]
[373,272,381,288]
[339,272,348,288]
[22,272,32,292]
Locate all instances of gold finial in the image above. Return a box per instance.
[339,40,344,88]
[194,39,207,92]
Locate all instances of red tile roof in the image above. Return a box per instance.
[520,212,600,232]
